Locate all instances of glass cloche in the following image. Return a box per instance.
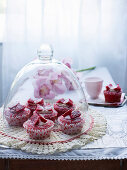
[3,44,88,127]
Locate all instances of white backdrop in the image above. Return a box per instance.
[2,0,127,102]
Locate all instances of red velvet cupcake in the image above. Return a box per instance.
[26,98,44,113]
[58,109,84,135]
[104,84,122,103]
[54,98,75,117]
[4,103,31,126]
[34,105,58,122]
[23,113,54,139]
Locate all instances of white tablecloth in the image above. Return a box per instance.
[0,67,127,160]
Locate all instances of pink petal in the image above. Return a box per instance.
[36,78,47,87]
[44,91,56,99]
[50,72,60,80]
[53,82,67,94]
[60,72,72,90]
[34,87,40,98]
[39,84,50,97]
[38,68,53,76]
[34,77,53,98]
[62,58,72,69]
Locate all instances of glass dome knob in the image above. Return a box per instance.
[37,44,53,60]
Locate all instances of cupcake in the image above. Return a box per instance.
[34,105,58,122]
[58,109,84,135]
[104,84,122,103]
[4,103,31,126]
[23,113,54,139]
[54,98,74,117]
[26,98,44,113]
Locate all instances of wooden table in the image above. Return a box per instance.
[1,159,127,170]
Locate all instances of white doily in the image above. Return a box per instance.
[0,109,106,154]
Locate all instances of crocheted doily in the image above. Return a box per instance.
[0,108,106,154]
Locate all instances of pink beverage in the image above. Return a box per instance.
[85,77,103,99]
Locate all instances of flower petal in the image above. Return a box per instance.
[53,82,67,94]
[62,58,72,69]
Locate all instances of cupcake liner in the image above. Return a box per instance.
[4,108,31,126]
[58,117,85,135]
[23,120,54,140]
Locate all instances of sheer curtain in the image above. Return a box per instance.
[2,0,127,103]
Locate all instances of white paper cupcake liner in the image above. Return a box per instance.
[4,109,31,126]
[58,118,84,135]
